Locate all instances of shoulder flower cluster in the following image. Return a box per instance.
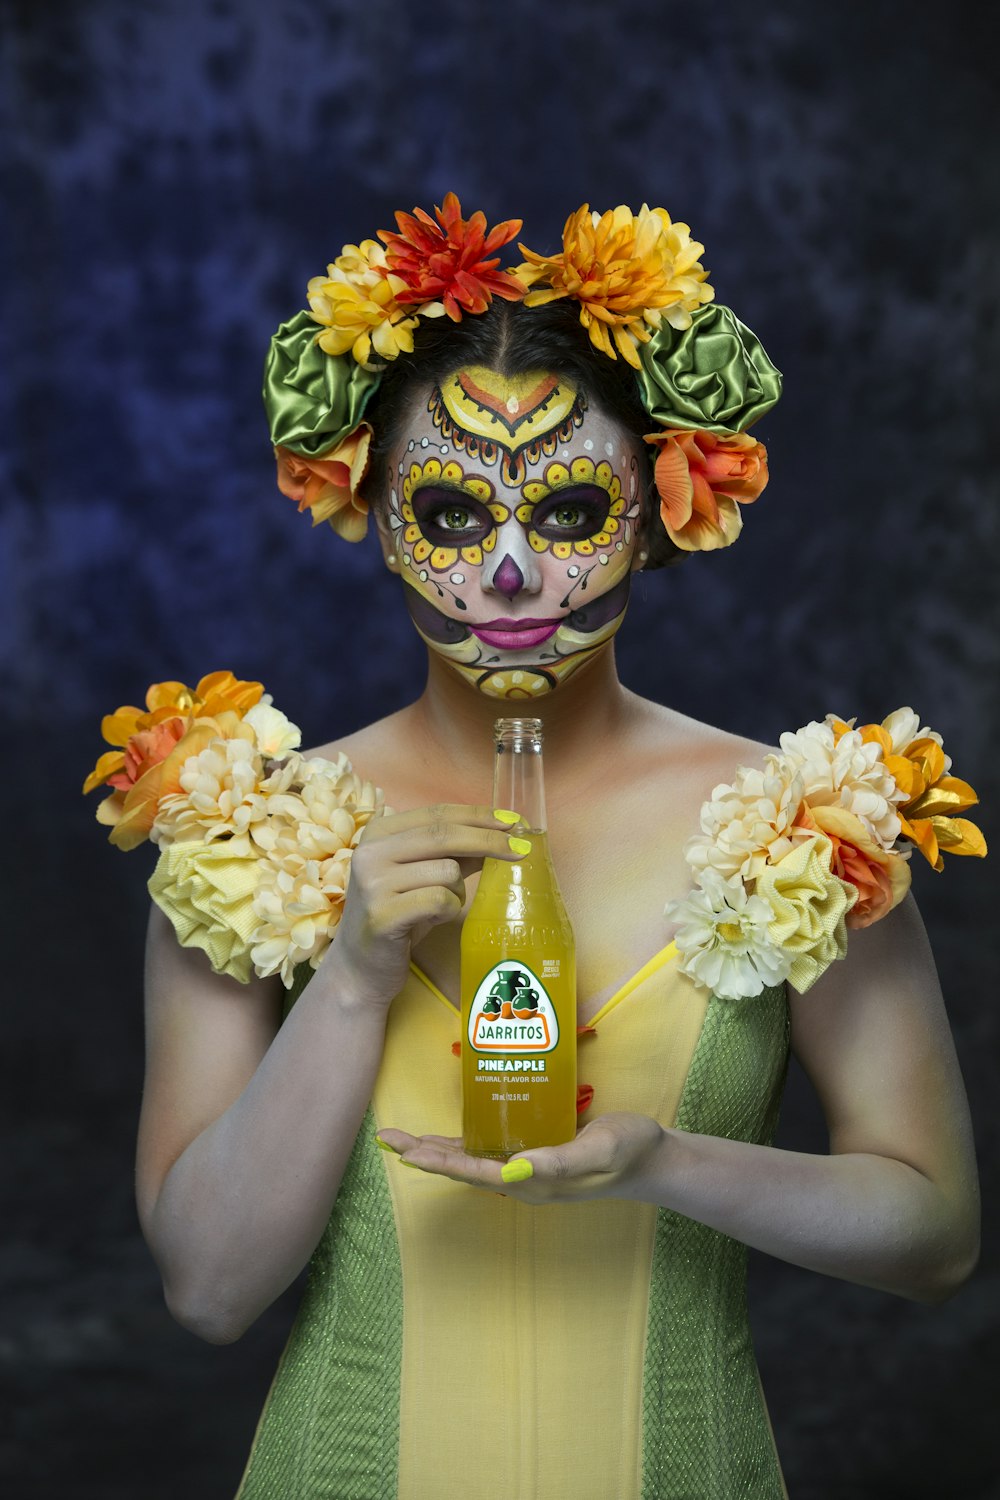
[263,194,782,553]
[665,709,986,1000]
[84,674,386,986]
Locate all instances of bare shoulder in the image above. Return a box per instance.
[621,692,777,806]
[301,705,416,792]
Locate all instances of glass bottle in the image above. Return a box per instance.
[461,717,577,1157]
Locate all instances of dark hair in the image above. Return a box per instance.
[361,299,684,569]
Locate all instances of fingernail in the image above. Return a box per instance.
[508,836,532,855]
[500,1159,534,1184]
[375,1136,399,1154]
[493,808,522,825]
[398,1158,422,1171]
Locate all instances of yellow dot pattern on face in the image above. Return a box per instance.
[399,456,508,574]
[515,456,626,559]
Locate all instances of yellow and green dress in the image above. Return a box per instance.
[234,946,790,1500]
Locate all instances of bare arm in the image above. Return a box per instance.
[384,895,981,1302]
[137,805,526,1344]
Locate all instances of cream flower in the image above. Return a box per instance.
[756,834,857,993]
[777,721,905,850]
[251,844,354,987]
[846,707,952,771]
[684,758,806,881]
[666,869,791,1000]
[244,700,302,759]
[152,735,268,846]
[147,834,261,983]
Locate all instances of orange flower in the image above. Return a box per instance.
[645,428,769,551]
[518,204,713,367]
[275,424,373,543]
[83,672,265,845]
[378,192,526,322]
[106,719,188,794]
[795,803,910,929]
[831,714,986,871]
[102,712,257,852]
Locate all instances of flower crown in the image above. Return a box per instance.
[263,195,782,553]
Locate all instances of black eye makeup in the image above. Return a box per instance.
[410,487,495,546]
[529,485,612,541]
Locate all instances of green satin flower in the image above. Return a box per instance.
[636,303,782,434]
[263,309,383,457]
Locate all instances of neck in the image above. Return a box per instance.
[403,643,636,799]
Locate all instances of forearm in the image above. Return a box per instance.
[148,960,387,1343]
[627,1128,980,1302]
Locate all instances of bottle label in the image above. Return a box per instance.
[467,960,560,1054]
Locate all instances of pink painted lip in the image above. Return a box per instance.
[470,616,561,650]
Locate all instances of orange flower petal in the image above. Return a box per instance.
[929,817,987,858]
[905,776,980,820]
[653,439,694,531]
[100,708,145,748]
[899,815,942,871]
[83,749,126,794]
[906,737,947,786]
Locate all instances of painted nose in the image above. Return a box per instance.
[491,553,525,599]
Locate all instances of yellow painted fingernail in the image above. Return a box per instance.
[500,1159,534,1184]
[508,836,532,855]
[493,808,522,825]
[398,1158,422,1171]
[375,1136,399,1154]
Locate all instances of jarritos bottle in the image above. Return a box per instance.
[461,717,577,1157]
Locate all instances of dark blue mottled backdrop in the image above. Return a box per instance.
[2,1,998,1496]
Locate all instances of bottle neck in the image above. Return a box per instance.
[493,734,547,834]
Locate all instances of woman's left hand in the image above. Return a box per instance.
[376,1112,664,1204]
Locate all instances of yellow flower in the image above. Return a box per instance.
[830,710,986,871]
[147,834,262,983]
[307,240,420,365]
[756,834,856,993]
[517,204,714,368]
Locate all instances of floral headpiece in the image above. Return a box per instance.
[264,194,782,553]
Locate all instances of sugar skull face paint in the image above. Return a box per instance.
[384,367,646,699]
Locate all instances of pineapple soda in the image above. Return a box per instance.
[461,717,577,1157]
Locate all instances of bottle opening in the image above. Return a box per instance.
[494,717,543,752]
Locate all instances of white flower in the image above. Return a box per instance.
[778,720,905,850]
[665,869,791,1000]
[250,844,353,987]
[869,707,952,771]
[153,737,269,846]
[684,758,806,881]
[244,701,302,759]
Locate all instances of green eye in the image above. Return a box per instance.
[552,505,584,527]
[440,506,476,531]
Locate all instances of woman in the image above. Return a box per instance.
[86,197,983,1498]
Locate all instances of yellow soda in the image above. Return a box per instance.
[461,718,577,1157]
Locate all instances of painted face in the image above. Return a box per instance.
[383,365,646,699]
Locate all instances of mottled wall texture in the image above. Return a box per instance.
[2,1,998,1496]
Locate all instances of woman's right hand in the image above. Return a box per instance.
[321,805,527,1008]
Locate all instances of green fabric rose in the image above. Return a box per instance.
[636,304,782,433]
[263,309,383,458]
